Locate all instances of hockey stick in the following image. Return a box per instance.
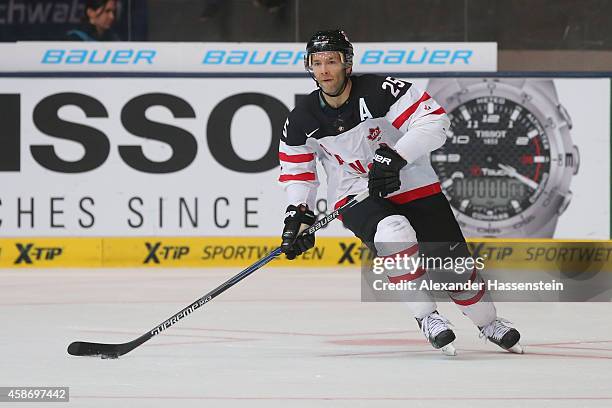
[67,190,369,358]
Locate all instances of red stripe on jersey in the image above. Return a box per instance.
[333,196,350,221]
[278,172,316,182]
[334,196,350,210]
[387,182,442,204]
[388,267,426,283]
[279,152,315,163]
[391,92,432,129]
[428,107,446,115]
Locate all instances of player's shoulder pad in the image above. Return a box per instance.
[349,74,414,118]
[355,73,413,103]
[282,91,320,146]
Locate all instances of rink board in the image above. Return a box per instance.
[1,237,611,269]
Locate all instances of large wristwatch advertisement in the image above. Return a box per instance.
[428,78,580,238]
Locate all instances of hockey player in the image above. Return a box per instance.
[278,29,523,356]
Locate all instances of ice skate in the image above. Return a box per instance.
[479,318,524,354]
[417,311,457,356]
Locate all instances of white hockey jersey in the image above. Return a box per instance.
[279,74,450,210]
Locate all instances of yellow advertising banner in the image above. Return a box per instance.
[0,237,362,268]
[1,237,611,271]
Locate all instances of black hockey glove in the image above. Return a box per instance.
[368,145,408,198]
[281,204,316,260]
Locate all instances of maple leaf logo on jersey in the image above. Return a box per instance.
[367,127,381,141]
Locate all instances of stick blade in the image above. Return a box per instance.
[67,341,121,359]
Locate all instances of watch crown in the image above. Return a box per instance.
[571,145,580,175]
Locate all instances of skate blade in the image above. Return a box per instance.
[440,343,457,356]
[507,342,524,354]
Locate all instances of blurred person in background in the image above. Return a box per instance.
[66,0,120,41]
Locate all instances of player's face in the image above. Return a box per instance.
[310,52,348,95]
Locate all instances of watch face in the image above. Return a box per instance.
[432,96,551,221]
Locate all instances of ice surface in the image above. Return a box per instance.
[1,267,611,408]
